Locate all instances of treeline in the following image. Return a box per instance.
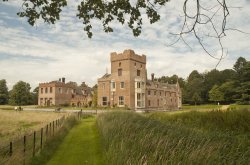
[0,80,38,105]
[157,57,250,105]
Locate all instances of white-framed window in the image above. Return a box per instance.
[120,82,125,89]
[111,81,116,89]
[102,97,108,106]
[137,82,141,88]
[118,96,124,105]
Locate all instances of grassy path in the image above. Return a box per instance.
[46,117,103,165]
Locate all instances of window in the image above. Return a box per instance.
[50,87,53,93]
[111,82,116,89]
[141,64,142,68]
[59,87,62,93]
[119,96,124,105]
[41,88,43,94]
[148,90,151,95]
[118,69,122,76]
[119,62,121,67]
[120,82,125,89]
[165,91,167,96]
[160,91,161,96]
[137,93,141,107]
[148,100,151,106]
[154,91,157,95]
[137,82,140,88]
[134,62,136,66]
[45,87,48,93]
[102,97,108,106]
[137,70,141,76]
[157,99,159,106]
[102,83,105,89]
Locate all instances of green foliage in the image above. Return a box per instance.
[8,81,33,105]
[209,84,224,103]
[97,111,250,164]
[92,84,98,107]
[0,79,8,105]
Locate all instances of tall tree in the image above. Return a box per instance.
[209,85,224,104]
[92,84,98,107]
[0,79,9,105]
[9,81,32,105]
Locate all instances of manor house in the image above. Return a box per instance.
[38,78,93,107]
[98,49,182,110]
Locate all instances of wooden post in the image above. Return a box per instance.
[33,131,36,157]
[40,128,43,149]
[46,124,48,138]
[9,141,12,156]
[53,121,54,136]
[50,123,52,136]
[23,135,26,165]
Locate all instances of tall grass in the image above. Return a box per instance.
[97,111,250,164]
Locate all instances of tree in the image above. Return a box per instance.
[0,79,9,105]
[209,85,224,104]
[92,84,98,107]
[192,92,202,106]
[31,87,39,105]
[9,81,33,105]
[233,57,247,81]
[218,81,237,103]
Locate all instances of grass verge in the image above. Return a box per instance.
[29,116,79,165]
[46,116,103,165]
[97,111,250,164]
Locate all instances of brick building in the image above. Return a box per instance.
[98,49,182,110]
[38,78,93,107]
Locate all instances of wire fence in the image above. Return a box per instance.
[0,111,83,165]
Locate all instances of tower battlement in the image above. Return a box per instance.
[110,49,146,64]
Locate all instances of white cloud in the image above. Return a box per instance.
[0,0,250,90]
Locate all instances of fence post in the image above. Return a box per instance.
[33,131,36,157]
[23,135,26,165]
[46,124,48,138]
[9,141,12,156]
[40,128,43,149]
[50,122,52,136]
[53,121,54,136]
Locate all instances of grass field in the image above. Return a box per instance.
[0,110,66,145]
[46,117,103,165]
[181,104,222,110]
[97,110,250,164]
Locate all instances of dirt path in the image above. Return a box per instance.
[46,117,103,165]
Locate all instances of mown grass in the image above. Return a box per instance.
[46,116,103,165]
[29,116,79,165]
[97,111,250,164]
[182,104,222,110]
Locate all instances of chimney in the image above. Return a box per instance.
[62,77,65,83]
[59,78,61,82]
[151,73,155,81]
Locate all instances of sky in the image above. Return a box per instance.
[0,0,250,90]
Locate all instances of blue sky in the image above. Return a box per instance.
[0,0,250,89]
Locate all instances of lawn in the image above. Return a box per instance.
[181,104,222,110]
[46,117,103,165]
[0,110,66,145]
